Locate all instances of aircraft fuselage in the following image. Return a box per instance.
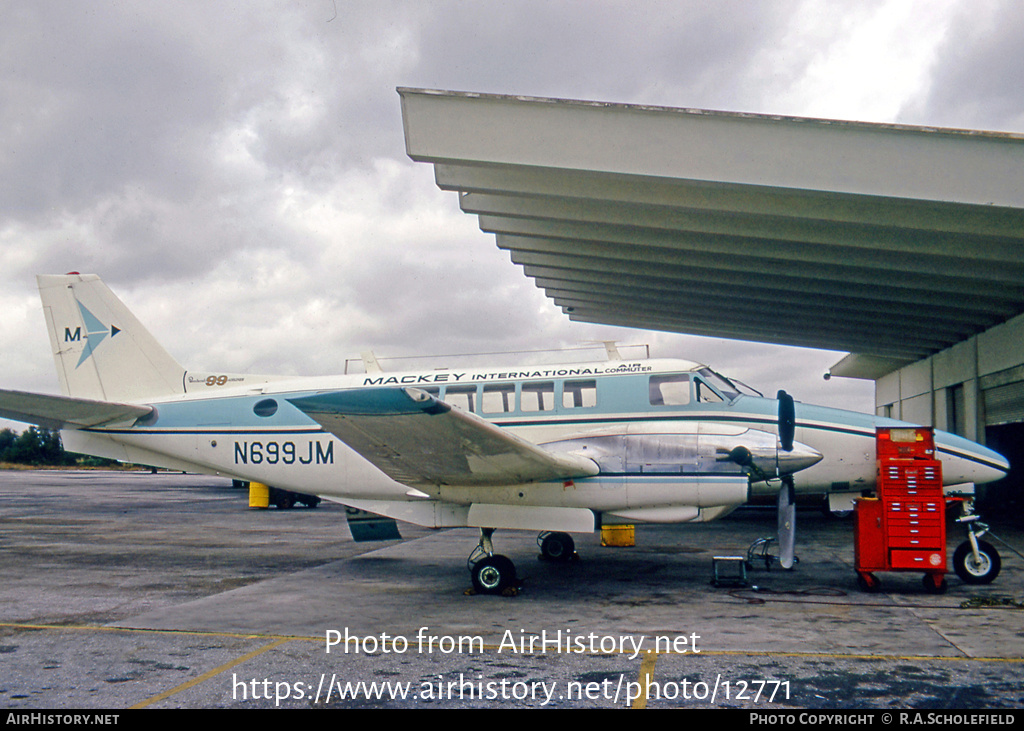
[59,358,1009,528]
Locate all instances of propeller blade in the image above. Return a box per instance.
[777,390,795,453]
[777,475,796,569]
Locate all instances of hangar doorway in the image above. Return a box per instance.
[983,423,1024,527]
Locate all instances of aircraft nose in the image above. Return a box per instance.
[976,452,1010,484]
[937,435,1010,485]
[778,441,823,475]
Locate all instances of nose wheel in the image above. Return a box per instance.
[953,502,1002,584]
[953,540,1001,584]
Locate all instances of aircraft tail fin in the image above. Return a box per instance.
[37,274,185,402]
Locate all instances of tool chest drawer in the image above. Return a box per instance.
[889,549,945,570]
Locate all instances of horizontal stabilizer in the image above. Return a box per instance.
[0,388,153,429]
[289,387,600,487]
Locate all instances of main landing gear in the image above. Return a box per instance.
[537,531,577,562]
[466,529,579,595]
[467,528,520,596]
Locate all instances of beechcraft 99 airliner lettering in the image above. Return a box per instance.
[0,274,1010,594]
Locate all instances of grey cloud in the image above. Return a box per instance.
[402,1,796,108]
[0,1,1004,418]
[901,2,1024,132]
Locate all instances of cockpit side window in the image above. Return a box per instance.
[696,367,748,399]
[649,375,691,406]
[695,377,725,404]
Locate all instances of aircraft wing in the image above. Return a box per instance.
[0,389,154,429]
[288,387,600,488]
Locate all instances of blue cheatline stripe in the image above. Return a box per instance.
[86,409,1008,473]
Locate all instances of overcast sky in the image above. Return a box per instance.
[3,0,1023,420]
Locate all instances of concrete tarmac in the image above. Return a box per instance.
[1,470,1022,709]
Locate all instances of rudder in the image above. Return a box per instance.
[38,274,185,402]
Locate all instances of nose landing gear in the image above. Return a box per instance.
[952,501,1001,585]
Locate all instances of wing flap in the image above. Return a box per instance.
[288,387,599,487]
[0,389,153,429]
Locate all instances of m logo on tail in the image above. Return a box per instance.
[69,300,120,368]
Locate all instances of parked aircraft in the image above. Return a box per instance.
[0,274,1010,593]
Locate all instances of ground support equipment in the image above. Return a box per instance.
[855,427,948,593]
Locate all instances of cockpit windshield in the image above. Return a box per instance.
[697,368,762,400]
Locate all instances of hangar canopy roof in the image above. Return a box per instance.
[399,88,1024,379]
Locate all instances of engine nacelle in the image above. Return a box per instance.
[543,427,821,482]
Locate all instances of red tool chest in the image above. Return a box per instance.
[855,427,947,593]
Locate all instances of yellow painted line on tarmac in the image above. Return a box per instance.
[694,649,1024,664]
[632,651,659,709]
[130,637,292,709]
[0,621,319,643]
[6,620,1024,708]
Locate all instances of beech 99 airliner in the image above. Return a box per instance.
[0,274,1009,593]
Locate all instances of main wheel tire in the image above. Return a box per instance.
[540,532,575,562]
[471,555,517,594]
[953,540,1001,584]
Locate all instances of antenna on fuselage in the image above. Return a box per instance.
[361,350,383,373]
[582,340,622,361]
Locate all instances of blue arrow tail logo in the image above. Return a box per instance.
[74,300,120,368]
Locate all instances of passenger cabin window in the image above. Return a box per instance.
[649,375,691,406]
[444,385,476,412]
[253,398,279,417]
[482,383,516,414]
[520,381,555,412]
[562,380,597,409]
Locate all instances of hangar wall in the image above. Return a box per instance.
[876,311,1024,515]
[876,310,1024,439]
